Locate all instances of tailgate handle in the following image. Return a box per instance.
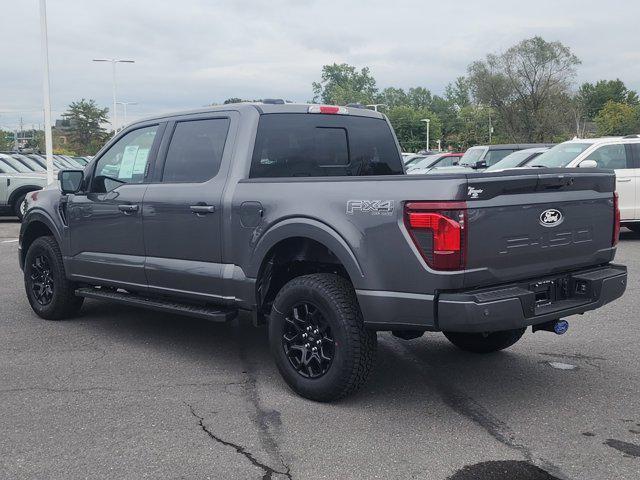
[539,175,574,189]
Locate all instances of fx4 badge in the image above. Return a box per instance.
[346,200,394,216]
[540,208,563,227]
[467,186,483,199]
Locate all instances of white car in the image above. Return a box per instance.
[531,135,640,231]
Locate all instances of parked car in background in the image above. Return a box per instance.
[428,143,554,174]
[530,136,640,231]
[402,153,427,167]
[0,161,47,220]
[407,153,463,174]
[0,154,37,174]
[11,154,47,173]
[484,147,550,172]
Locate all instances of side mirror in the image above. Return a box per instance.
[579,159,598,168]
[58,170,84,194]
[474,160,487,169]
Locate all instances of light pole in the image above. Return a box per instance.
[116,101,137,128]
[420,118,430,151]
[92,58,135,136]
[38,0,55,184]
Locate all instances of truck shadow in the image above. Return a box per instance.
[78,299,591,414]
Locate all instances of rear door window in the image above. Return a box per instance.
[162,118,230,183]
[485,149,516,166]
[587,144,631,170]
[250,114,403,178]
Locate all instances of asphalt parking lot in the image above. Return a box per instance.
[0,217,639,480]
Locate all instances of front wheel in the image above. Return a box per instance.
[443,328,526,353]
[269,273,377,402]
[13,193,27,221]
[24,236,84,320]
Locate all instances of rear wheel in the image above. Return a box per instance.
[443,328,526,353]
[269,273,377,402]
[24,236,84,320]
[626,223,640,233]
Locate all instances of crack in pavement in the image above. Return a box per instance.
[396,341,568,480]
[537,352,606,369]
[186,403,292,480]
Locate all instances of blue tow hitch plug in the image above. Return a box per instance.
[554,320,569,335]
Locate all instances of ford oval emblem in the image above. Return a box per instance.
[540,209,563,227]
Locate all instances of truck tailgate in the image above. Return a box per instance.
[463,170,617,288]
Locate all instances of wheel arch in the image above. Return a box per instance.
[20,211,61,269]
[249,218,364,313]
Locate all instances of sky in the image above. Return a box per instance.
[1,0,639,130]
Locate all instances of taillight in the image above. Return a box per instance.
[613,192,620,246]
[404,201,467,271]
[308,105,349,115]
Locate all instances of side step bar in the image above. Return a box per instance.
[75,287,237,322]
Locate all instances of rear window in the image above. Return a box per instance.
[249,114,403,178]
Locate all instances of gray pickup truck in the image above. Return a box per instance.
[19,103,627,401]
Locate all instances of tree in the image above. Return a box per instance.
[468,36,581,142]
[445,77,471,109]
[594,101,640,136]
[61,99,109,155]
[0,129,13,151]
[577,79,639,120]
[312,63,377,105]
[386,106,441,152]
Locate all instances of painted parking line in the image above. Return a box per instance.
[1,239,18,243]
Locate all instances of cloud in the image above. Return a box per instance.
[1,0,638,128]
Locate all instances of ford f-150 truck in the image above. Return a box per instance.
[19,103,627,401]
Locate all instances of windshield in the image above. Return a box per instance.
[485,150,532,171]
[404,155,426,167]
[531,143,591,168]
[459,147,487,166]
[14,155,46,172]
[409,155,442,170]
[0,155,32,173]
[0,158,21,173]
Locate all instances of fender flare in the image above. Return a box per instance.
[21,209,63,245]
[247,217,364,287]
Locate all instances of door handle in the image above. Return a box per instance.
[617,178,631,182]
[190,205,216,215]
[118,204,139,214]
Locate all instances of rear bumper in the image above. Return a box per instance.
[357,264,627,332]
[437,264,627,332]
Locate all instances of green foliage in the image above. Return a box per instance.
[61,99,109,155]
[0,129,13,151]
[577,79,639,120]
[468,36,580,142]
[386,106,441,152]
[312,63,377,105]
[595,101,640,136]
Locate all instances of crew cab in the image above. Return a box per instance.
[19,103,627,401]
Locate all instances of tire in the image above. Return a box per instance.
[626,223,640,233]
[443,328,526,354]
[24,236,84,320]
[268,273,377,402]
[13,193,27,222]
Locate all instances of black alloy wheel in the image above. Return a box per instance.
[282,302,335,379]
[29,254,54,306]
